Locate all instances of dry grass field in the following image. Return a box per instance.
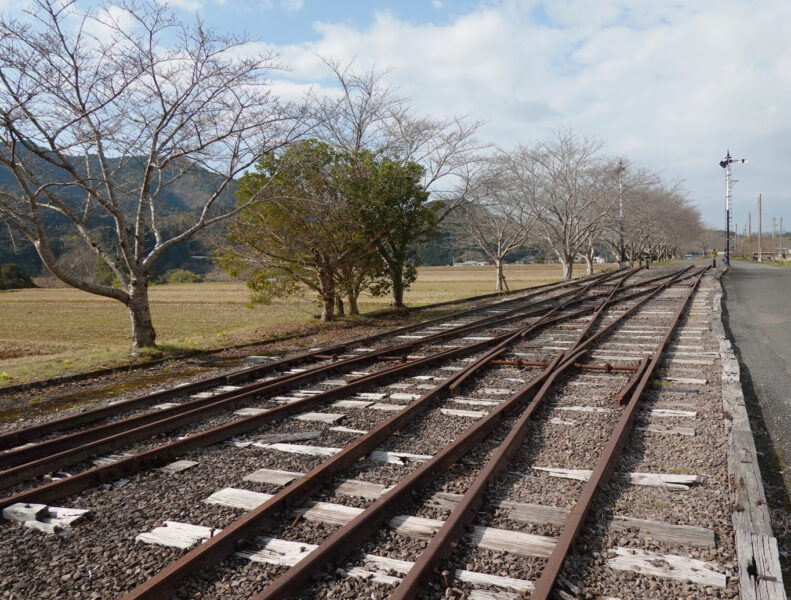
[0,264,611,386]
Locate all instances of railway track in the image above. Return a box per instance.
[0,273,610,446]
[0,266,750,599]
[0,269,629,496]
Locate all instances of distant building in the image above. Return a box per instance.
[453,260,489,266]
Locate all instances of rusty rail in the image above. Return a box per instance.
[0,282,597,477]
[115,272,637,600]
[490,359,639,372]
[251,267,699,600]
[529,266,709,599]
[247,268,699,600]
[0,270,619,452]
[1,270,673,489]
[0,270,630,462]
[0,332,521,494]
[1,269,633,507]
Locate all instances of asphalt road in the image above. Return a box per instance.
[721,259,791,498]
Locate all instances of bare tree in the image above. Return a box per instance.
[510,131,613,280]
[651,193,701,261]
[453,155,536,290]
[0,0,306,350]
[311,60,484,306]
[696,228,723,258]
[577,159,629,275]
[617,180,702,266]
[598,164,670,267]
[310,59,405,156]
[313,58,485,198]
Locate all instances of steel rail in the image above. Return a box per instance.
[0,331,528,491]
[491,359,639,372]
[223,268,622,386]
[0,271,617,452]
[0,269,684,493]
[387,268,704,599]
[0,279,609,478]
[0,272,622,505]
[115,272,629,600]
[529,266,709,600]
[0,335,509,508]
[0,268,674,498]
[0,271,621,458]
[250,267,700,600]
[0,270,648,480]
[444,265,663,394]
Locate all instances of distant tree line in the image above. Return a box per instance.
[446,132,705,288]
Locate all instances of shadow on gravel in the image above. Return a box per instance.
[721,278,791,592]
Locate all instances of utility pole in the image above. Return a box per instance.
[758,194,763,262]
[773,216,777,258]
[748,212,752,253]
[781,217,784,259]
[720,151,747,266]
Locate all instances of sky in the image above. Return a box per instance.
[5,0,790,232]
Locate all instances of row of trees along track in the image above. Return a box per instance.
[451,137,702,288]
[1,0,707,353]
[0,265,714,600]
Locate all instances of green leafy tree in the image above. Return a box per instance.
[333,239,385,315]
[164,269,204,284]
[313,61,484,305]
[0,263,35,289]
[218,140,364,321]
[356,155,440,307]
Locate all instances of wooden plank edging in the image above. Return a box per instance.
[713,269,787,599]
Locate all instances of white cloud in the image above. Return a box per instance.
[281,0,304,11]
[76,4,141,47]
[166,0,205,11]
[260,0,791,225]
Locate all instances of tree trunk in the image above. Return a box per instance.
[344,278,362,316]
[335,294,345,317]
[318,269,335,321]
[391,267,405,308]
[127,280,156,351]
[495,257,504,292]
[584,249,594,276]
[347,291,360,315]
[320,293,335,321]
[561,254,574,281]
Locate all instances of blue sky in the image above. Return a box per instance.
[4,0,789,232]
[201,1,470,44]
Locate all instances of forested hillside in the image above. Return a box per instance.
[0,151,236,277]
[0,151,477,277]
